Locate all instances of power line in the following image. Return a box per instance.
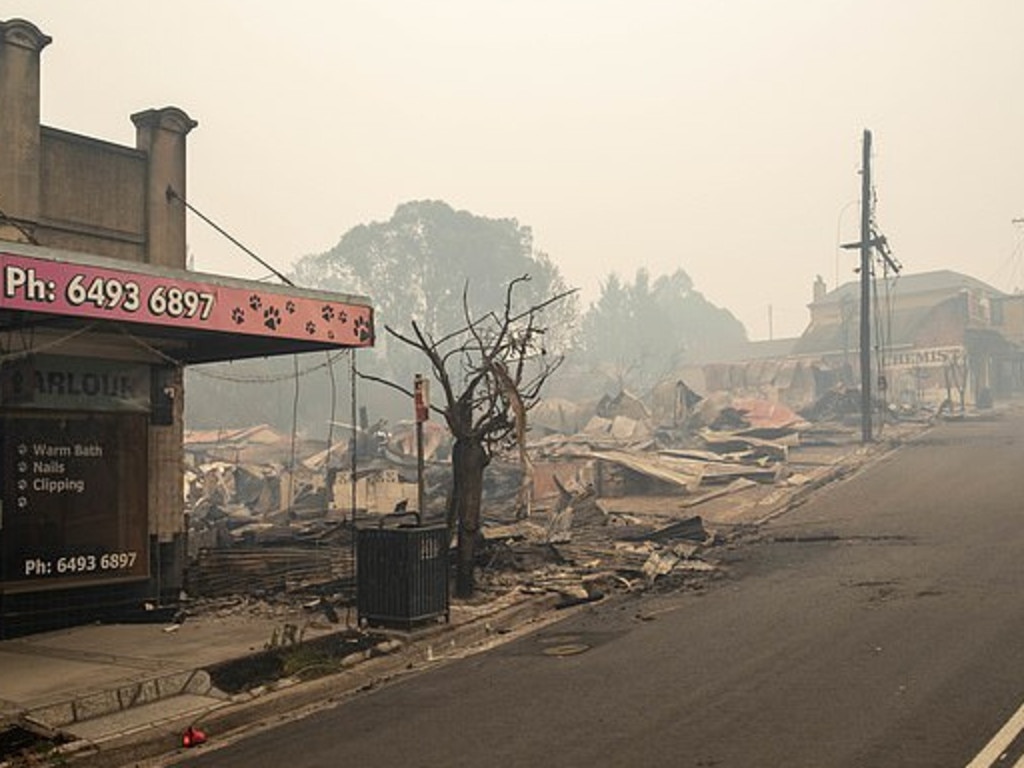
[165,186,293,286]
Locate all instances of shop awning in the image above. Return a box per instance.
[0,243,374,364]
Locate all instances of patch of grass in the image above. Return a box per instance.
[280,646,340,679]
[207,630,384,693]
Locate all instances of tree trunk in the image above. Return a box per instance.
[451,436,488,598]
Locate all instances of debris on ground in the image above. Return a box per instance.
[181,385,931,616]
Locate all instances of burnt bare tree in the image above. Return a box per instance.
[364,275,574,597]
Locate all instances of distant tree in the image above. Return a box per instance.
[579,268,747,393]
[362,276,574,597]
[185,201,577,440]
[579,272,639,389]
[292,200,579,389]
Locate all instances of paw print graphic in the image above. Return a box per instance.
[321,305,335,322]
[263,306,281,331]
[285,300,296,314]
[338,310,348,324]
[305,321,317,335]
[327,330,335,340]
[354,316,372,343]
[249,294,262,311]
[231,307,246,325]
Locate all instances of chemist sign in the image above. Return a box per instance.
[0,412,149,590]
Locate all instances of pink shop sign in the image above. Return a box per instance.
[0,253,373,347]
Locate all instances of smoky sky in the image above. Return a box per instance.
[6,0,1024,339]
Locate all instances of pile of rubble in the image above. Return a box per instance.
[470,391,833,600]
[181,385,888,608]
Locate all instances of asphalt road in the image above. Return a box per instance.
[176,409,1024,768]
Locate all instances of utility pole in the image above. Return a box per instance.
[859,129,873,443]
[841,129,899,444]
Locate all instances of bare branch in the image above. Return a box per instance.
[356,370,413,399]
[382,278,576,453]
[429,280,577,349]
[509,286,579,324]
[356,370,446,419]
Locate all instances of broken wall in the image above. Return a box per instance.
[700,359,819,412]
[331,469,418,516]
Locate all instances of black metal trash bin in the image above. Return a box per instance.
[356,524,449,629]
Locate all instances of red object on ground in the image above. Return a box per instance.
[182,726,207,748]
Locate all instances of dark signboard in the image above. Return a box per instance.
[1,355,151,412]
[0,412,148,591]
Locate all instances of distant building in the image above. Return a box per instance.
[794,270,1022,409]
[652,269,1024,420]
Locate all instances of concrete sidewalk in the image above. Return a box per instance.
[1,608,308,731]
[0,589,564,766]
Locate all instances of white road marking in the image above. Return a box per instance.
[966,700,1024,768]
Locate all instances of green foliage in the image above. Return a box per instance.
[579,267,747,393]
[280,645,336,679]
[292,200,579,384]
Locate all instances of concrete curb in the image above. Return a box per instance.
[24,669,216,732]
[53,592,565,768]
[753,453,861,526]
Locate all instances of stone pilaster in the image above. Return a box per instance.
[131,107,197,268]
[0,18,51,227]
